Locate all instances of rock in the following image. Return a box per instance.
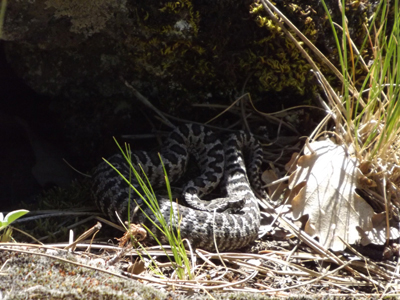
[0,0,375,163]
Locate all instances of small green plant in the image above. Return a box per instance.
[0,209,29,242]
[105,140,193,280]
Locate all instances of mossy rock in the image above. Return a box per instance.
[1,0,377,164]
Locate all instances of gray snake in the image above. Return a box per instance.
[92,124,264,251]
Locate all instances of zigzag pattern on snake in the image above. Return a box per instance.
[92,124,265,251]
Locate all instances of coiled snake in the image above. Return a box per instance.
[92,124,264,251]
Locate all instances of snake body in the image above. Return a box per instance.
[92,124,263,251]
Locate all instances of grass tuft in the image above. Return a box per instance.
[105,140,193,280]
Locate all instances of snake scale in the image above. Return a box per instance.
[92,124,264,251]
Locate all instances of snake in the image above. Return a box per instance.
[92,124,264,251]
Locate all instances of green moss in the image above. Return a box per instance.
[3,248,381,299]
[15,179,92,243]
[115,0,374,114]
[0,249,169,300]
[244,0,372,96]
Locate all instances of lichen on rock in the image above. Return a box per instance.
[44,0,126,37]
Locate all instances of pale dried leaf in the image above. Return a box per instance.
[285,152,299,173]
[261,169,287,201]
[358,212,400,246]
[288,139,375,251]
[127,257,146,275]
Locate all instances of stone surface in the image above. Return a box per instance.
[1,0,341,109]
